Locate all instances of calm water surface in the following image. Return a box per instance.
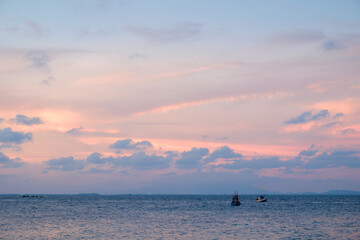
[0,195,359,239]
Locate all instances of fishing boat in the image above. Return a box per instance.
[231,191,241,206]
[256,194,267,202]
[256,187,267,202]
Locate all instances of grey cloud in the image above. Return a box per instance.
[304,150,360,169]
[322,40,345,51]
[112,151,171,170]
[40,76,54,86]
[176,147,209,169]
[285,111,312,124]
[66,127,84,135]
[311,110,330,121]
[218,147,360,170]
[0,128,32,144]
[129,52,148,60]
[165,151,179,158]
[83,168,114,174]
[0,144,13,149]
[285,109,329,124]
[322,121,342,128]
[334,113,345,118]
[26,51,51,73]
[342,128,357,135]
[299,149,317,157]
[0,152,24,168]
[25,21,50,37]
[44,157,85,172]
[0,118,3,123]
[86,152,103,164]
[204,146,242,163]
[86,152,113,164]
[127,22,203,43]
[109,139,153,152]
[12,114,43,126]
[221,156,301,170]
[45,147,172,172]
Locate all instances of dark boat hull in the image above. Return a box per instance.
[231,201,241,206]
[256,198,267,202]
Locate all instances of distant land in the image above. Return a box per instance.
[319,190,360,195]
[1,190,360,195]
[277,190,360,195]
[76,193,101,196]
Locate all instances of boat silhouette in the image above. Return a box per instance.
[256,187,267,202]
[231,191,241,206]
[256,194,267,202]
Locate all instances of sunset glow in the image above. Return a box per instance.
[0,0,359,194]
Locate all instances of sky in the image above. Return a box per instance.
[0,0,360,194]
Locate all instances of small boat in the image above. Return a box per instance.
[231,191,241,206]
[256,194,267,202]
[256,186,267,202]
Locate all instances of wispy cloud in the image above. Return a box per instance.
[12,114,44,126]
[66,127,84,135]
[109,139,153,153]
[0,152,24,168]
[25,50,51,73]
[25,50,54,85]
[127,22,203,43]
[322,40,346,51]
[285,110,329,124]
[25,21,51,37]
[322,121,342,128]
[129,52,148,60]
[134,92,290,116]
[342,128,357,135]
[333,112,345,118]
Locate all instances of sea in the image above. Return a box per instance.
[1,195,359,239]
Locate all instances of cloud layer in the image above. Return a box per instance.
[0,152,24,168]
[109,139,153,153]
[42,139,360,175]
[285,110,330,124]
[0,128,32,146]
[12,114,44,126]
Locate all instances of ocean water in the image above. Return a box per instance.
[0,195,359,239]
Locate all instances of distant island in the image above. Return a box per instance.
[285,190,360,195]
[320,190,360,195]
[76,193,102,196]
[1,190,360,195]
